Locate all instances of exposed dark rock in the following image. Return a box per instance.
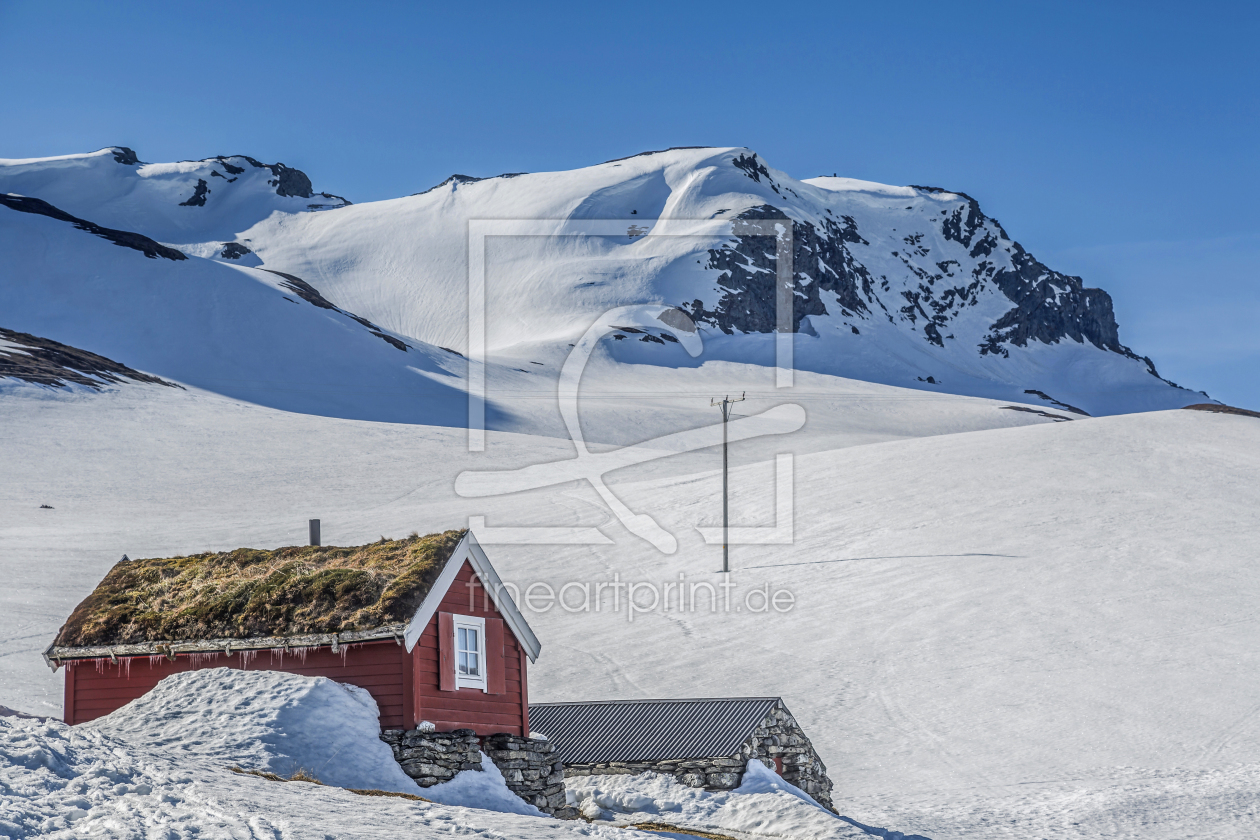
[0,328,180,390]
[1001,405,1073,421]
[684,205,871,335]
[731,153,781,195]
[979,246,1133,360]
[309,191,351,208]
[268,163,313,198]
[219,242,253,260]
[601,146,714,165]
[674,182,1166,381]
[258,269,409,352]
[1024,389,1090,416]
[179,179,210,207]
[214,158,245,175]
[0,194,186,261]
[1183,403,1260,419]
[374,333,409,352]
[206,156,323,198]
[110,147,140,165]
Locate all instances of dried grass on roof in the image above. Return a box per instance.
[54,530,466,648]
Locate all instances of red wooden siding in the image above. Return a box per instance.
[485,618,506,695]
[64,640,409,727]
[412,561,527,736]
[63,559,530,736]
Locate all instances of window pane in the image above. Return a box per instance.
[468,652,479,676]
[457,627,468,652]
[458,651,469,675]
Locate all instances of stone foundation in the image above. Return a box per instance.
[380,728,482,786]
[483,733,577,819]
[561,700,834,812]
[380,728,577,819]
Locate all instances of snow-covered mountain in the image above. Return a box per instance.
[1,145,1207,422]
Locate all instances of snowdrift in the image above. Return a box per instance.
[568,761,855,837]
[86,668,539,815]
[87,669,416,793]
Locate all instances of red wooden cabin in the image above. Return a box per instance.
[44,530,541,735]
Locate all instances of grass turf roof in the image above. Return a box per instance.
[54,530,466,648]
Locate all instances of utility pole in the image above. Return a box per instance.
[710,392,745,573]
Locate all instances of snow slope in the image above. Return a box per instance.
[0,147,347,245]
[0,193,474,426]
[1,381,1258,838]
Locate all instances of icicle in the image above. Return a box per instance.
[189,652,220,669]
[122,657,132,679]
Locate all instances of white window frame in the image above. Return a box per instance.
[452,615,487,691]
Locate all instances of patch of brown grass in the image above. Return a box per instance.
[628,823,739,840]
[229,766,324,784]
[1184,403,1260,420]
[347,788,430,802]
[228,767,431,802]
[56,530,466,647]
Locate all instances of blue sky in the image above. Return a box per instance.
[2,0,1257,408]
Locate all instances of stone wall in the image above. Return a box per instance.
[380,728,481,786]
[560,700,834,812]
[745,702,833,810]
[380,728,576,819]
[483,733,576,819]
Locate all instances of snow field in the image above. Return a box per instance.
[2,381,1259,837]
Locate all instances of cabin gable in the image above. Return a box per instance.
[409,559,529,735]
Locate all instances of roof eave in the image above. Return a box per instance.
[44,623,409,664]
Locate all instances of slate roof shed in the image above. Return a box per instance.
[530,697,836,811]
